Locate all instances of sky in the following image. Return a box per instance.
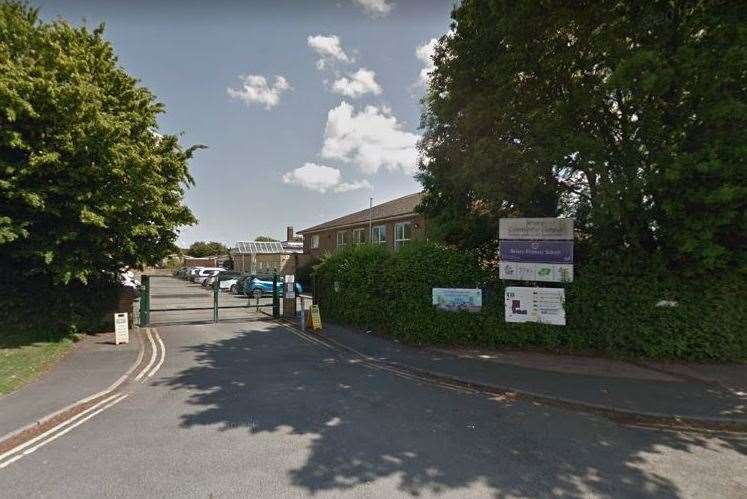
[36,0,455,246]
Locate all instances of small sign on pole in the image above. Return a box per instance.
[114,313,129,344]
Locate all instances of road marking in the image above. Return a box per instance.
[135,328,157,381]
[0,328,145,445]
[0,394,129,469]
[146,329,165,378]
[0,393,122,465]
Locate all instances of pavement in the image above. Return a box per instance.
[1,319,746,498]
[0,330,142,441]
[299,321,747,428]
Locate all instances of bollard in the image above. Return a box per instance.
[300,296,306,331]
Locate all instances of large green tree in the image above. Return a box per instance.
[0,2,201,284]
[187,241,229,257]
[418,0,746,271]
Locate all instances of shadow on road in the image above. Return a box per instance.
[161,323,746,497]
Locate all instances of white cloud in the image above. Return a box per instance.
[307,34,352,70]
[227,74,291,109]
[353,0,394,17]
[282,162,371,193]
[415,38,438,86]
[321,101,419,175]
[331,68,383,98]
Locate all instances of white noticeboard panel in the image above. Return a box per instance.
[505,287,566,325]
[432,288,482,312]
[499,218,574,240]
[114,313,129,344]
[499,262,573,283]
[284,274,296,298]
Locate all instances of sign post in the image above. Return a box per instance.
[499,218,573,326]
[309,305,322,331]
[114,313,129,344]
[283,274,296,319]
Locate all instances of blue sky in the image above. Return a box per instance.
[37,0,455,246]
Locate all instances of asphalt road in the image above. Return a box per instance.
[1,307,746,497]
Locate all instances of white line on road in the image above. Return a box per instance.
[135,327,157,381]
[0,394,129,469]
[0,392,122,465]
[146,329,165,378]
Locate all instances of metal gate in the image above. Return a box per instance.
[138,273,281,326]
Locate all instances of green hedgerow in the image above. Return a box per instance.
[314,242,746,361]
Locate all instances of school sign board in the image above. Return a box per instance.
[499,218,574,280]
[499,262,573,283]
[499,218,573,325]
[499,218,574,240]
[499,240,574,264]
[505,287,566,326]
[432,288,482,313]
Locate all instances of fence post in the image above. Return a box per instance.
[213,277,219,323]
[272,272,280,318]
[139,275,150,326]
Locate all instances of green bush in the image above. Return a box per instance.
[0,264,122,339]
[314,242,746,361]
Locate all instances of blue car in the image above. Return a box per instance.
[244,276,302,298]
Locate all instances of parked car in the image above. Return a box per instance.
[187,267,205,281]
[193,268,224,285]
[216,272,244,292]
[232,275,253,295]
[243,275,302,298]
[204,271,241,288]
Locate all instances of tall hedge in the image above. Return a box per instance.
[315,243,746,361]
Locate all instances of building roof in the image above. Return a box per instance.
[299,192,423,234]
[234,241,285,255]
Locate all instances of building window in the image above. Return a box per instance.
[311,234,320,249]
[394,222,412,250]
[352,228,366,245]
[372,225,386,244]
[336,231,349,250]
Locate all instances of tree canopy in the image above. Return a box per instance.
[254,236,278,242]
[418,0,746,272]
[0,2,201,284]
[187,241,229,257]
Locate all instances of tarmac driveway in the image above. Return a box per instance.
[1,320,745,498]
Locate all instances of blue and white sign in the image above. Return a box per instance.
[499,240,574,264]
[432,288,482,313]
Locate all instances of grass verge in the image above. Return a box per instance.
[0,330,76,396]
